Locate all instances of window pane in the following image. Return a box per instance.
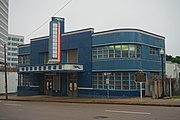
[103,46,109,58]
[109,46,114,58]
[115,45,121,58]
[115,72,121,89]
[122,72,129,90]
[92,48,97,59]
[130,72,136,89]
[97,47,103,59]
[129,45,135,58]
[136,45,141,58]
[98,73,103,89]
[122,45,128,58]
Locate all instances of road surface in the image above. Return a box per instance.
[0,100,180,120]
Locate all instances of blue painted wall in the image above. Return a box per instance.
[62,30,93,88]
[30,38,49,65]
[92,31,165,72]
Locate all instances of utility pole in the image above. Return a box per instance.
[4,44,8,100]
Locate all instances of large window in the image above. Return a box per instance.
[129,45,135,58]
[92,44,141,60]
[92,72,138,90]
[18,55,30,65]
[115,45,121,58]
[109,46,114,58]
[68,49,78,63]
[122,45,128,58]
[103,46,108,58]
[97,47,103,59]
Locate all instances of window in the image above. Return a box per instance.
[122,45,128,58]
[98,73,103,89]
[109,45,114,58]
[92,73,98,89]
[130,72,136,89]
[68,49,78,63]
[129,45,135,58]
[92,48,97,59]
[150,47,158,55]
[115,45,121,58]
[136,45,141,58]
[103,46,108,58]
[97,47,103,59]
[122,72,129,89]
[92,44,141,59]
[18,55,30,65]
[114,72,121,89]
[92,72,139,90]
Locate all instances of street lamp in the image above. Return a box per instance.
[0,43,8,100]
[160,49,164,98]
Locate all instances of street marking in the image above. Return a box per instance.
[105,110,151,115]
[4,103,22,106]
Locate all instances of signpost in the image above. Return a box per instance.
[135,70,146,102]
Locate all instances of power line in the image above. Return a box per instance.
[25,0,73,39]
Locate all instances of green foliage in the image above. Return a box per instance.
[166,55,180,64]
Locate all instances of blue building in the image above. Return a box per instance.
[17,17,165,97]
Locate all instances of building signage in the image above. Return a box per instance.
[135,71,146,83]
[19,64,83,72]
[49,17,62,63]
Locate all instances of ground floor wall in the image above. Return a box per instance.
[17,71,160,97]
[0,72,18,94]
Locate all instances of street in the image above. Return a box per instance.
[0,101,180,120]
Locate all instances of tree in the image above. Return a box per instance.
[166,54,180,64]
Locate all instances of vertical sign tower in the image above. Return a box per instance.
[49,17,64,63]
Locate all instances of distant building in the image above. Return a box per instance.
[0,0,9,63]
[166,61,180,78]
[7,34,24,68]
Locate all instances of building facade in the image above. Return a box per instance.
[0,0,9,63]
[166,61,180,79]
[8,34,24,67]
[17,17,165,97]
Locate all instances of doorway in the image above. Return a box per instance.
[68,73,78,97]
[44,75,53,95]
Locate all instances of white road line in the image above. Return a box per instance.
[105,110,151,115]
[3,103,22,106]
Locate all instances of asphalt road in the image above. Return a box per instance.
[0,100,180,120]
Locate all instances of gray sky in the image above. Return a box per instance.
[9,0,180,56]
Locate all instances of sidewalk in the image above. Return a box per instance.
[1,95,180,107]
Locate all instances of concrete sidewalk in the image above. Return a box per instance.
[0,95,180,107]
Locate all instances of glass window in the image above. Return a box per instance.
[136,45,141,58]
[103,46,109,58]
[150,47,158,55]
[98,73,103,89]
[109,46,114,58]
[115,45,121,58]
[130,72,136,89]
[92,73,98,89]
[97,47,103,59]
[115,72,121,89]
[122,72,129,89]
[92,48,97,59]
[129,45,135,58]
[109,73,115,89]
[122,45,128,58]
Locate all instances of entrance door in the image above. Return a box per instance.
[68,73,78,97]
[68,81,78,97]
[44,76,53,95]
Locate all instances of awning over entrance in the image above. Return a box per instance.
[18,64,83,73]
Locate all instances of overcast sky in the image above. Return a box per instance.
[9,0,180,56]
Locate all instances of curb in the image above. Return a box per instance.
[2,99,180,107]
